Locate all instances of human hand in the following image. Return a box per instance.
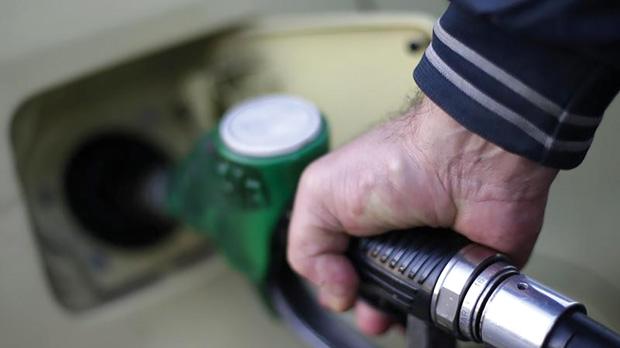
[286,97,558,335]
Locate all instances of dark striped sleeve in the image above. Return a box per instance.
[414,2,620,169]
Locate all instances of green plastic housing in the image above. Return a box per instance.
[165,119,328,284]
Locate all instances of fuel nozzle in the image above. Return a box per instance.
[142,95,329,283]
[348,229,620,348]
[131,95,620,348]
[432,244,583,348]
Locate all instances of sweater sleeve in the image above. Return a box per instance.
[413,1,620,169]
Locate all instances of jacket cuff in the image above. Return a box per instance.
[414,4,620,169]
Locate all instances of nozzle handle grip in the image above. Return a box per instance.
[347,228,468,323]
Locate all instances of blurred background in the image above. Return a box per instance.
[0,1,618,347]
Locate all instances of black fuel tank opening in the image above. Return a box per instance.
[64,132,175,249]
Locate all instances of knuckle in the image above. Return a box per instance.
[336,172,378,235]
[287,248,312,278]
[298,161,326,194]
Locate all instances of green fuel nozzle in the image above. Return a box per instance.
[154,95,329,285]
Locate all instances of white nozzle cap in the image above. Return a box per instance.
[219,95,322,158]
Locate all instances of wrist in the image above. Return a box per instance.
[401,97,558,203]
